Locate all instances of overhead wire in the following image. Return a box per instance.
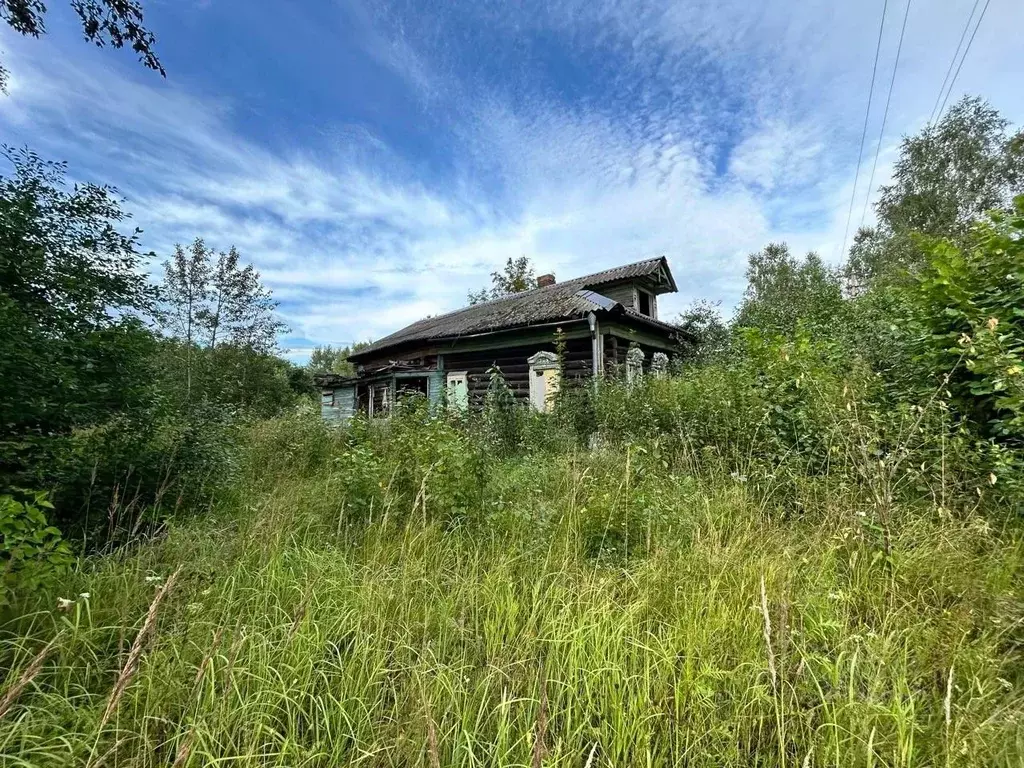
[838,0,890,261]
[859,0,913,230]
[927,0,981,126]
[934,0,992,121]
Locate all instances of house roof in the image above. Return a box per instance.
[348,256,684,361]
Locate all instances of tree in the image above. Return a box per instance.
[0,0,164,91]
[676,299,730,364]
[307,342,370,377]
[847,97,1024,291]
[734,244,844,338]
[158,240,288,409]
[0,147,155,486]
[468,256,536,304]
[161,239,210,402]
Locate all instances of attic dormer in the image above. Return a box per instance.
[581,258,675,321]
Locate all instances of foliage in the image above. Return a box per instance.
[0,0,164,91]
[0,147,156,490]
[847,97,1024,291]
[911,198,1024,444]
[160,239,285,354]
[468,255,536,304]
[675,298,731,364]
[733,243,845,338]
[480,366,525,456]
[0,400,1022,765]
[0,490,72,609]
[157,238,291,413]
[307,341,371,377]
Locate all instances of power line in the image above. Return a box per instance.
[859,0,913,230]
[839,0,890,261]
[927,0,981,126]
[935,0,992,121]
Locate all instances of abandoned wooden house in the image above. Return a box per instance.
[315,256,690,421]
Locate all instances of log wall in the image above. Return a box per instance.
[445,339,593,405]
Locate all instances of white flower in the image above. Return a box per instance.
[78,592,90,600]
[57,597,74,611]
[144,575,163,584]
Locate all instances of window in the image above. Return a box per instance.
[396,377,429,400]
[321,390,335,407]
[637,290,651,317]
[527,351,560,412]
[446,372,469,411]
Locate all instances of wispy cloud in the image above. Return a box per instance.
[1,0,1022,358]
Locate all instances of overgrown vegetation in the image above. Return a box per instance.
[1,98,1024,766]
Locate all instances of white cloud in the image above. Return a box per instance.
[1,0,1023,359]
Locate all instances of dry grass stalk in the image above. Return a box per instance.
[288,590,313,640]
[194,627,225,688]
[89,736,127,768]
[533,660,548,768]
[0,634,60,720]
[760,575,777,691]
[944,663,954,729]
[97,565,183,733]
[425,711,440,768]
[169,628,222,768]
[415,672,441,768]
[171,728,195,768]
[220,629,247,700]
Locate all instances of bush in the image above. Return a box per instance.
[0,490,73,610]
[50,405,236,545]
[912,198,1024,444]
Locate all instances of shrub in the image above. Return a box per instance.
[912,197,1024,444]
[0,490,73,610]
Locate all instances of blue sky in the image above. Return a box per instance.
[1,0,1022,360]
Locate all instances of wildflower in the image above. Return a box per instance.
[57,597,74,611]
[79,592,90,600]
[958,333,972,346]
[989,472,997,485]
[1007,365,1022,376]
[986,317,999,331]
[144,575,163,584]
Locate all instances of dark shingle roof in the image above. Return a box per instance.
[349,256,680,361]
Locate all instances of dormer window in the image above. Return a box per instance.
[637,290,652,317]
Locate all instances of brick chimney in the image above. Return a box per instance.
[537,273,556,287]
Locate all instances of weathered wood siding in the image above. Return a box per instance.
[600,282,638,310]
[445,339,593,405]
[427,369,446,406]
[321,385,356,423]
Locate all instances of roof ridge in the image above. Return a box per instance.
[350,255,674,359]
[572,255,665,285]
[413,255,664,323]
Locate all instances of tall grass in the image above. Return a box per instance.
[1,390,1023,766]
